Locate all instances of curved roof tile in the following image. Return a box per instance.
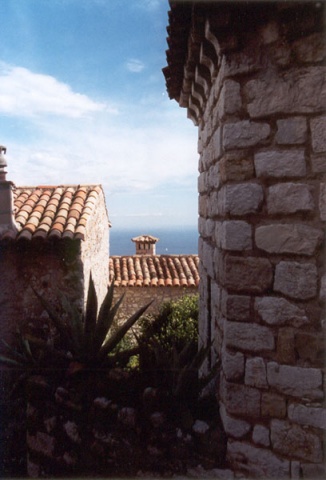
[0,184,104,242]
[109,255,199,288]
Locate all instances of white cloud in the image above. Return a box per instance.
[0,62,115,118]
[125,59,145,73]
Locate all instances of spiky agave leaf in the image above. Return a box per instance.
[83,274,98,353]
[33,288,73,349]
[57,290,83,354]
[98,300,153,360]
[92,283,125,353]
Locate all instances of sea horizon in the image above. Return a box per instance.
[109,225,199,256]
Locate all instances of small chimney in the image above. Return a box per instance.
[132,235,159,255]
[0,146,18,233]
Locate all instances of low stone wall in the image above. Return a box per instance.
[113,286,198,322]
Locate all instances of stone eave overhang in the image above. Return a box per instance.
[163,0,318,125]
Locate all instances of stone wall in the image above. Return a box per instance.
[81,188,109,307]
[186,2,325,478]
[0,241,84,345]
[113,286,198,322]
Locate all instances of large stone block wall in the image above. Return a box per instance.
[194,2,325,477]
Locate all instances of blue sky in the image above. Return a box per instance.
[0,0,198,229]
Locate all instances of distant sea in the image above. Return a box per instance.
[110,226,198,256]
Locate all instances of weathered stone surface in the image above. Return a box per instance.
[219,403,251,439]
[320,274,326,302]
[220,377,261,417]
[219,221,252,251]
[252,425,270,447]
[202,241,215,279]
[255,296,308,328]
[207,163,220,190]
[219,152,254,182]
[27,432,55,457]
[255,224,323,255]
[259,21,279,44]
[223,121,270,150]
[222,347,245,381]
[227,440,290,478]
[274,261,317,300]
[276,117,307,145]
[219,183,264,216]
[288,403,326,430]
[311,115,326,153]
[301,463,326,479]
[255,150,306,178]
[211,126,222,162]
[198,194,208,217]
[244,67,326,118]
[294,331,325,366]
[311,153,326,173]
[276,327,296,365]
[217,80,242,119]
[271,419,323,463]
[267,362,323,400]
[267,183,314,214]
[245,357,268,389]
[319,182,326,221]
[198,172,207,194]
[221,256,273,294]
[221,292,250,321]
[293,33,326,63]
[261,392,286,419]
[225,321,274,353]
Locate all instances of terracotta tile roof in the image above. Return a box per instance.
[1,184,104,242]
[109,255,200,288]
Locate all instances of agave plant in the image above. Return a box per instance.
[30,274,152,372]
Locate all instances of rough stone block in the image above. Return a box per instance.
[27,431,55,457]
[311,153,326,173]
[244,67,326,118]
[217,79,242,119]
[255,149,306,178]
[261,392,286,419]
[219,403,251,439]
[311,115,326,153]
[255,296,308,328]
[271,419,323,463]
[198,172,207,194]
[252,425,270,447]
[267,183,314,214]
[274,261,317,300]
[208,190,219,217]
[276,117,307,145]
[220,377,261,417]
[267,362,323,400]
[198,194,208,217]
[225,321,274,353]
[219,183,264,216]
[319,182,326,221]
[288,403,326,430]
[219,221,252,251]
[293,33,326,63]
[223,121,270,150]
[295,331,325,366]
[255,224,323,255]
[211,127,222,162]
[222,347,245,381]
[219,152,254,182]
[202,241,215,279]
[221,256,273,294]
[301,463,326,479]
[227,440,290,478]
[207,163,220,190]
[259,21,279,44]
[221,292,250,322]
[276,327,296,365]
[245,357,268,389]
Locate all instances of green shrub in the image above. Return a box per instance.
[139,294,199,354]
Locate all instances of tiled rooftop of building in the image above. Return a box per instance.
[109,254,199,288]
[1,184,104,242]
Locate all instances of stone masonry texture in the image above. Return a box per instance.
[165,1,326,477]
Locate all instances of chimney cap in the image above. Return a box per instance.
[0,146,7,180]
[131,234,159,244]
